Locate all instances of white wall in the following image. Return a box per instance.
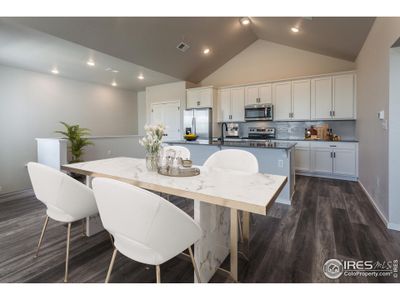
[137,90,146,135]
[356,17,400,229]
[389,48,400,228]
[0,64,138,194]
[201,39,356,87]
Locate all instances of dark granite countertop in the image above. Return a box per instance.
[167,140,296,150]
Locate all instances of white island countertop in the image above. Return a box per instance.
[62,157,287,215]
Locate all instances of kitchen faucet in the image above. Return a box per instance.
[220,122,228,144]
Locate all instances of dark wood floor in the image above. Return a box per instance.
[1,176,399,283]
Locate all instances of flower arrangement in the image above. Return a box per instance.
[139,124,165,154]
[139,124,165,171]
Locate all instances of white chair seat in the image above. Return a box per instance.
[92,177,202,283]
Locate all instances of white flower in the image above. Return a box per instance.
[139,124,165,154]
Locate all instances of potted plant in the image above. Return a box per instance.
[55,121,93,163]
[139,124,165,171]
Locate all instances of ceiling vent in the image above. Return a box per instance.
[176,41,190,53]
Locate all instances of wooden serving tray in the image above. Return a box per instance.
[157,167,200,177]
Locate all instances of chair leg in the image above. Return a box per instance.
[81,218,86,237]
[35,216,49,258]
[109,233,115,247]
[238,211,244,243]
[64,222,71,283]
[156,265,161,283]
[188,246,201,283]
[105,248,118,283]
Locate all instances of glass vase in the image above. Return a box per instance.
[145,152,159,172]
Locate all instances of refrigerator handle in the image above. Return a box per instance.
[192,116,196,134]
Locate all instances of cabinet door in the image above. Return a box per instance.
[186,90,198,109]
[292,79,311,120]
[230,87,245,122]
[245,86,259,105]
[295,147,311,172]
[333,74,355,119]
[333,149,357,177]
[258,84,272,104]
[311,148,333,174]
[218,89,231,122]
[199,88,213,108]
[312,77,332,120]
[273,81,292,121]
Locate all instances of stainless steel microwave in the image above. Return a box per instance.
[244,104,273,121]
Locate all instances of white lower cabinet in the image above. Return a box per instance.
[310,142,358,179]
[283,140,358,180]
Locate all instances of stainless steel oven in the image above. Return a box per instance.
[244,104,273,121]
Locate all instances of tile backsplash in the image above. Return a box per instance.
[238,120,357,140]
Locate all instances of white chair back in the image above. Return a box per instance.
[204,149,259,173]
[27,162,98,222]
[92,177,201,264]
[162,145,190,160]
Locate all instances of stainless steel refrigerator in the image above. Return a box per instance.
[184,108,213,140]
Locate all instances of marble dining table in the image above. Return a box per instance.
[61,157,287,282]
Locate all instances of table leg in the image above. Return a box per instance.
[230,208,238,282]
[85,175,104,236]
[241,211,250,258]
[194,200,230,282]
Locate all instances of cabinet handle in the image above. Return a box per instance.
[197,101,200,106]
[333,110,335,117]
[330,152,333,158]
[329,111,332,117]
[333,152,336,158]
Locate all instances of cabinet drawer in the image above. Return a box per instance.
[310,141,357,150]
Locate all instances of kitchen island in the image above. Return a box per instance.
[167,140,296,205]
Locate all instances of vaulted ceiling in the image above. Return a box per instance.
[4,17,375,85]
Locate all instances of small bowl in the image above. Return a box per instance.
[184,135,198,141]
[181,159,193,168]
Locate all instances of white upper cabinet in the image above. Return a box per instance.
[311,73,356,120]
[273,81,292,121]
[218,89,231,122]
[273,80,310,121]
[245,84,272,105]
[333,74,355,119]
[230,88,245,122]
[311,76,332,120]
[292,79,311,120]
[186,87,214,109]
[217,87,245,122]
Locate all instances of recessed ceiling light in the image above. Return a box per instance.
[240,17,251,26]
[203,48,211,55]
[112,70,119,73]
[291,27,300,33]
[138,74,144,80]
[51,68,59,74]
[111,81,117,87]
[87,59,95,67]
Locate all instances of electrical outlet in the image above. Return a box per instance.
[278,160,284,168]
[107,150,112,156]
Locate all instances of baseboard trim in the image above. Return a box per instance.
[297,171,357,182]
[357,180,400,231]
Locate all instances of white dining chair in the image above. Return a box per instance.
[92,177,202,283]
[162,145,191,160]
[27,162,98,283]
[204,149,259,242]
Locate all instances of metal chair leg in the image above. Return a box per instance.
[156,265,161,283]
[81,218,86,237]
[35,216,49,258]
[109,233,115,247]
[188,246,202,283]
[64,222,71,283]
[238,211,244,243]
[105,248,118,283]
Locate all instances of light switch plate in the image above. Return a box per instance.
[378,110,385,120]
